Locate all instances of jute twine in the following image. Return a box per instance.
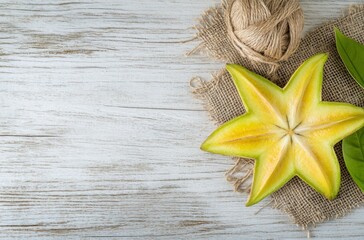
[225,0,303,73]
[190,1,364,229]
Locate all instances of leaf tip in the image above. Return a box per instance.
[334,26,345,39]
[333,26,340,34]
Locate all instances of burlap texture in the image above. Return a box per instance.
[191,4,364,227]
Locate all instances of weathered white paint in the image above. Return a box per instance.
[0,0,362,239]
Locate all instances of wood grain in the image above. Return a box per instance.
[0,0,362,239]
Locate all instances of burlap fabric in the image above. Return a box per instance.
[191,4,364,227]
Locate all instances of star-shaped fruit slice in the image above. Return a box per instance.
[201,53,364,206]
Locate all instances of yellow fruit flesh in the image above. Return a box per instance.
[201,53,364,206]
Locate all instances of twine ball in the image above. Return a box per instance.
[225,0,304,68]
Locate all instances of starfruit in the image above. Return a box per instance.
[201,53,364,206]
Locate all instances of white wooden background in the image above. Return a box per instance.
[0,0,362,239]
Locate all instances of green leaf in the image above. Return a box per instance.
[343,127,364,192]
[335,27,364,89]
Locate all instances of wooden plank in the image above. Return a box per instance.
[0,0,362,238]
